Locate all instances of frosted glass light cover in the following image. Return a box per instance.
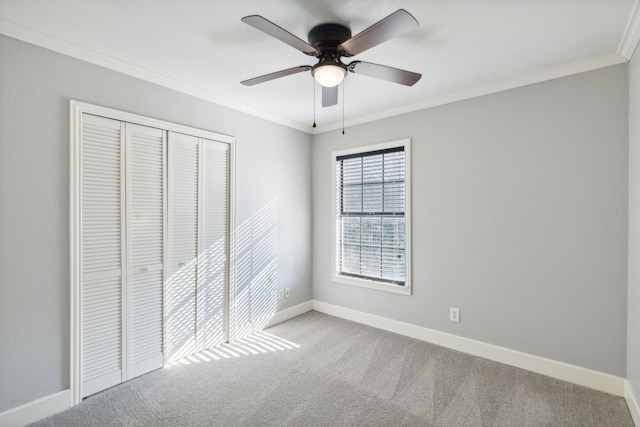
[314,64,346,87]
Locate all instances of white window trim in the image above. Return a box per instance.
[331,139,412,296]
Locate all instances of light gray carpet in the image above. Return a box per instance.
[32,311,633,426]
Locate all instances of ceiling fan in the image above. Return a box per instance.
[240,9,422,107]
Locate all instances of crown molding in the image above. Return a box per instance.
[0,18,314,134]
[619,0,640,60]
[1,17,630,137]
[314,52,627,134]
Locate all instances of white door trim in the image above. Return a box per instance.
[69,100,236,406]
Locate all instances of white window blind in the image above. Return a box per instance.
[335,144,408,287]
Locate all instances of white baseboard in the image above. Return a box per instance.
[627,381,640,426]
[2,301,629,426]
[0,303,311,427]
[0,389,70,427]
[265,300,314,328]
[311,300,627,397]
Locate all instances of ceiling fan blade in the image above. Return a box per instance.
[241,66,312,86]
[322,85,338,107]
[349,61,421,86]
[338,9,418,57]
[242,15,319,56]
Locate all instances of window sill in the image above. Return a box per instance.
[333,274,411,295]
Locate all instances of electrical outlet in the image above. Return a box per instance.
[278,289,284,300]
[285,288,291,298]
[450,307,460,322]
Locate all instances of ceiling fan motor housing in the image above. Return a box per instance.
[308,23,352,51]
[308,23,351,83]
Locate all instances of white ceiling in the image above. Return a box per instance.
[1,0,639,133]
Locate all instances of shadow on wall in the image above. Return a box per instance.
[234,198,279,340]
[163,198,278,364]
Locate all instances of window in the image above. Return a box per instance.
[333,139,411,295]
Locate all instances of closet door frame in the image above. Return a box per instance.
[70,100,236,406]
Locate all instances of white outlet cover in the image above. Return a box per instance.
[450,307,460,322]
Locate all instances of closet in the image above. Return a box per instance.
[72,104,232,401]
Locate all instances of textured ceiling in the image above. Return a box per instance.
[0,0,637,133]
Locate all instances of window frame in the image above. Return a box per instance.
[332,139,412,295]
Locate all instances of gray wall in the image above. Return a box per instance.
[0,35,312,412]
[0,31,633,414]
[312,64,629,376]
[629,53,640,399]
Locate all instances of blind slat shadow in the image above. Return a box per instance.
[165,198,279,364]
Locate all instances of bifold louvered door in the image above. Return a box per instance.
[80,116,165,397]
[78,110,231,398]
[197,139,230,351]
[80,114,125,397]
[125,123,165,379]
[165,132,199,363]
[165,133,230,362]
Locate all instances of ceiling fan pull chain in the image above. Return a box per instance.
[313,79,317,128]
[342,80,345,135]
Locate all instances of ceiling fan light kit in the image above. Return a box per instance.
[241,9,422,108]
[312,62,347,87]
[308,23,350,88]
